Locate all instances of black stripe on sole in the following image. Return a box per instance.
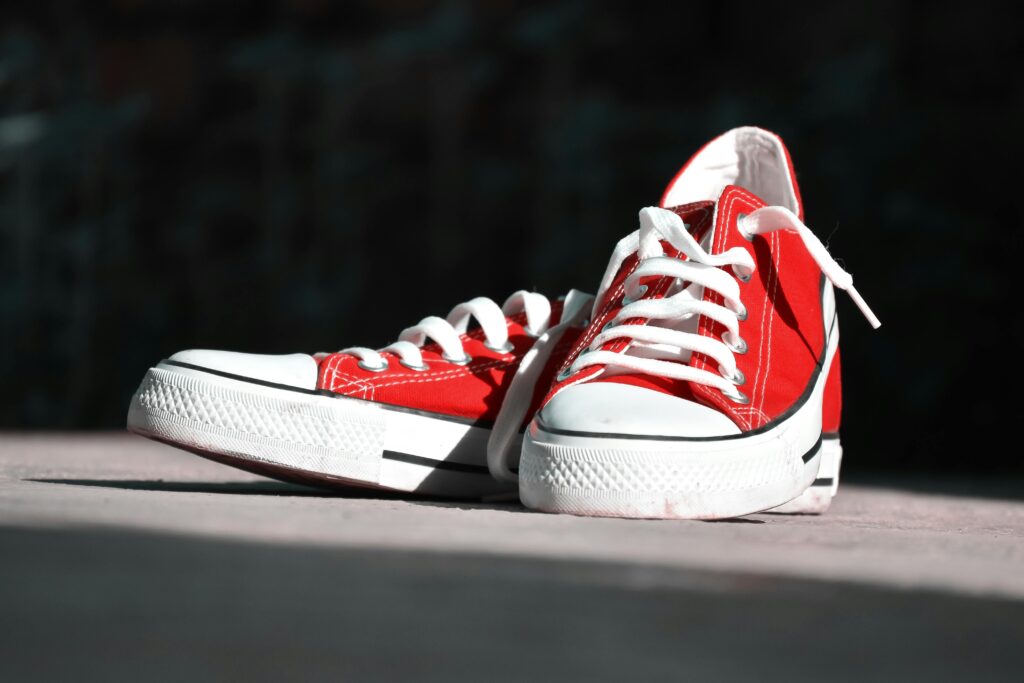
[801,435,824,463]
[382,450,491,475]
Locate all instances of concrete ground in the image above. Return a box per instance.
[1,433,1023,682]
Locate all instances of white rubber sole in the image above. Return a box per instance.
[518,312,840,520]
[126,362,514,498]
[769,436,841,514]
[519,427,823,520]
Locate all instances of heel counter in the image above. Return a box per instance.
[823,347,842,434]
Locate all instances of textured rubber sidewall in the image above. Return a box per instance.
[769,438,842,514]
[128,365,387,484]
[519,296,840,520]
[126,364,512,497]
[518,430,821,520]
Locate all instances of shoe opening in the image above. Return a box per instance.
[660,126,801,217]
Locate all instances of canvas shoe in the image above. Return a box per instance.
[127,289,592,497]
[505,127,879,519]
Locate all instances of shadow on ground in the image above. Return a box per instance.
[30,477,341,496]
[27,477,526,513]
[1,524,1022,682]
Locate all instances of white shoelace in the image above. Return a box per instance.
[566,206,881,404]
[341,290,554,372]
[486,289,594,483]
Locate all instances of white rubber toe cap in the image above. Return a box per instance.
[166,350,319,390]
[538,381,741,438]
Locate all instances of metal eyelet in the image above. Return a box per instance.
[722,387,750,404]
[720,365,746,386]
[601,319,617,333]
[622,284,648,306]
[556,367,573,382]
[736,212,753,241]
[484,340,514,354]
[724,333,748,354]
[443,353,471,365]
[399,359,429,371]
[357,359,388,373]
[736,305,748,322]
[733,266,752,283]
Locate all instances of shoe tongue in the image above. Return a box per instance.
[660,126,803,220]
[661,200,717,246]
[560,289,592,321]
[551,289,594,327]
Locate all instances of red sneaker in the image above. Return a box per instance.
[513,127,879,519]
[127,290,591,497]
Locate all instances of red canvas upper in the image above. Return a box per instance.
[312,126,854,439]
[543,187,843,435]
[314,300,585,425]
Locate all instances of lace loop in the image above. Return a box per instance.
[568,205,879,399]
[341,291,555,371]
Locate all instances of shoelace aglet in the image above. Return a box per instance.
[846,284,881,329]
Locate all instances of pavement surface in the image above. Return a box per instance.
[2,433,1023,681]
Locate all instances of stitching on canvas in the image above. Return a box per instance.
[726,190,770,427]
[736,192,768,426]
[328,364,378,399]
[691,188,763,431]
[332,371,376,399]
[321,309,533,396]
[756,229,780,420]
[367,358,515,391]
[326,362,378,393]
[701,387,752,430]
[330,356,513,392]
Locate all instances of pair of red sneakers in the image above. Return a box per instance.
[128,127,879,519]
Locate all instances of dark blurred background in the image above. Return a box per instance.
[1,1,1020,472]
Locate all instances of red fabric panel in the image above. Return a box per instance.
[688,186,827,431]
[540,188,837,436]
[316,302,580,424]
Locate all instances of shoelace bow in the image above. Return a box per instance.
[341,291,555,372]
[568,206,880,404]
